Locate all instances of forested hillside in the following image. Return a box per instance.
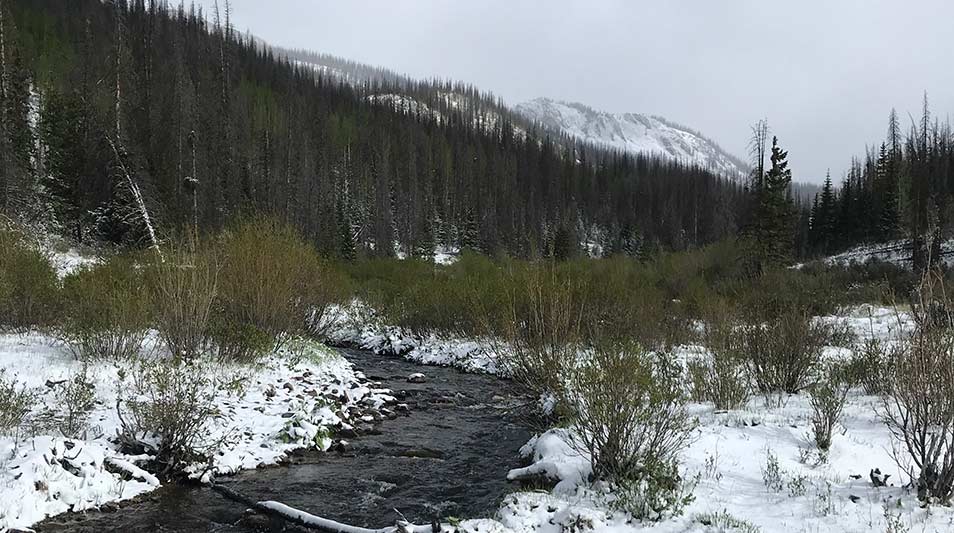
[807,101,954,270]
[0,0,747,259]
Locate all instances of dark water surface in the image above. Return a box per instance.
[34,348,532,532]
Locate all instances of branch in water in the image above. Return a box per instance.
[211,483,442,533]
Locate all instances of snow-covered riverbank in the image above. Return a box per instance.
[0,334,392,531]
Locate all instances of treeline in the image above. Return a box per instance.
[0,0,747,259]
[807,100,954,269]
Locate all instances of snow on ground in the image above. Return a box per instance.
[48,247,100,277]
[808,238,954,269]
[326,302,500,374]
[328,302,954,533]
[0,334,392,531]
[483,391,944,533]
[463,306,954,533]
[434,246,460,266]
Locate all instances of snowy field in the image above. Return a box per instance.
[333,303,954,533]
[0,333,392,531]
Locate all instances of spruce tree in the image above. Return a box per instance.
[751,136,796,269]
[875,143,900,240]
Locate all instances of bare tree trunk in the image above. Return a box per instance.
[114,8,123,139]
[0,0,8,212]
[107,135,163,261]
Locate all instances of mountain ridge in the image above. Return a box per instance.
[515,97,749,179]
[274,48,749,179]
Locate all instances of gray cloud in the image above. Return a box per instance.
[197,0,954,183]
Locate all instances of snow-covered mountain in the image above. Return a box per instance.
[515,98,748,179]
[278,46,747,180]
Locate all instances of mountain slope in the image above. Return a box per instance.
[3,0,746,258]
[515,98,749,179]
[277,48,748,179]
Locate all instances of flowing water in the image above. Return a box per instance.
[34,348,533,532]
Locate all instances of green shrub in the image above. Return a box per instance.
[0,229,60,331]
[53,363,98,439]
[60,256,150,360]
[346,252,504,338]
[846,338,894,395]
[564,341,697,520]
[579,257,692,350]
[212,218,337,361]
[727,268,843,320]
[691,313,751,410]
[489,264,585,397]
[693,510,761,533]
[809,363,851,452]
[0,370,35,434]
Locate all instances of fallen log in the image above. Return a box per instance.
[210,483,442,533]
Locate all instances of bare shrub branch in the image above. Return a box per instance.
[883,269,954,503]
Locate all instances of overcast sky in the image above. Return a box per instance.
[196,0,954,183]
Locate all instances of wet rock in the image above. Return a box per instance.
[407,373,426,383]
[399,448,445,459]
[338,427,358,439]
[100,502,120,513]
[238,511,272,530]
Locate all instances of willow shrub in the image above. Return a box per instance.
[211,218,344,361]
[146,244,219,359]
[60,255,150,360]
[0,229,60,332]
[564,341,697,520]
